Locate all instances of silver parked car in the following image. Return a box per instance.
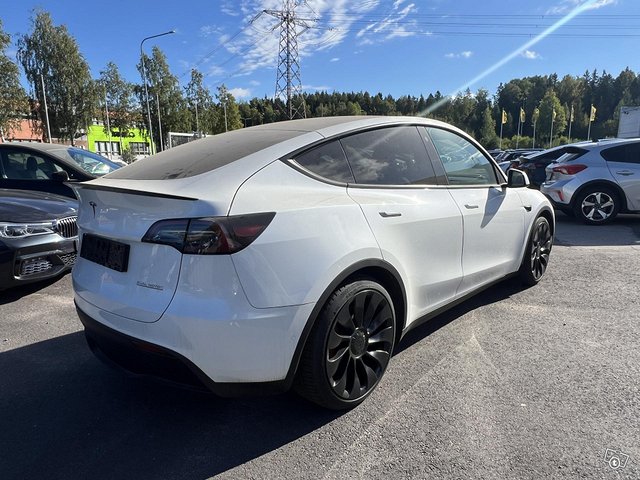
[541,138,640,225]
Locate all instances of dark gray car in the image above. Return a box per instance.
[0,143,121,199]
[0,189,78,289]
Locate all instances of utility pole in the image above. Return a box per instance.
[40,73,52,143]
[104,88,112,158]
[140,30,175,155]
[264,1,315,120]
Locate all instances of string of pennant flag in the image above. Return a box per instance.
[500,104,597,124]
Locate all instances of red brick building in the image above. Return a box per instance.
[0,118,44,143]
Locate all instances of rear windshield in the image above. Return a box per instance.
[554,147,587,163]
[106,128,302,180]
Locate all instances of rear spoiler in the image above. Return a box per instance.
[70,182,198,201]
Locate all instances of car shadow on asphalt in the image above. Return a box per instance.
[0,278,528,480]
[0,274,66,305]
[554,212,640,247]
[0,331,341,480]
[395,278,525,355]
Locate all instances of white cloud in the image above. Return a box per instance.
[445,51,473,59]
[547,0,616,14]
[221,2,242,16]
[302,84,332,92]
[229,87,252,98]
[356,1,419,45]
[201,0,423,86]
[521,50,541,60]
[207,65,226,77]
[210,0,384,80]
[199,25,226,38]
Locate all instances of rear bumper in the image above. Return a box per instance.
[76,303,290,396]
[74,286,315,393]
[540,180,574,207]
[0,235,77,290]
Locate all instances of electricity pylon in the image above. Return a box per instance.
[264,1,314,120]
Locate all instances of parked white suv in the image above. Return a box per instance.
[541,138,640,224]
[72,116,554,409]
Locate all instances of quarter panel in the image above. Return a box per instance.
[229,160,382,308]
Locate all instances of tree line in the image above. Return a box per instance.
[2,10,640,153]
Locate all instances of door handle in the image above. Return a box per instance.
[379,211,402,218]
[464,204,479,209]
[616,170,634,176]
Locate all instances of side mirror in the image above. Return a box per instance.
[51,170,69,182]
[507,168,530,188]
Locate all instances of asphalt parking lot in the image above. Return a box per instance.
[1,213,639,480]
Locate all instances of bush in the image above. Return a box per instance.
[121,147,136,164]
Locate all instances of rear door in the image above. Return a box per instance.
[425,127,526,295]
[601,142,640,210]
[338,126,464,320]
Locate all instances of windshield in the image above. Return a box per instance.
[62,148,122,176]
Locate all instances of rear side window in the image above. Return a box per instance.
[601,143,640,164]
[293,141,355,183]
[427,127,498,185]
[339,126,437,186]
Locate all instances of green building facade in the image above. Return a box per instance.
[86,123,150,159]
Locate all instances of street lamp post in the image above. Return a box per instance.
[140,30,174,155]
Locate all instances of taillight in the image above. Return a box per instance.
[552,164,587,175]
[142,212,275,254]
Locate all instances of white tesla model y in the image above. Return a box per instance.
[72,116,554,409]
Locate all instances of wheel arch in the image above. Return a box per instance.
[570,180,628,212]
[537,206,555,236]
[283,259,407,389]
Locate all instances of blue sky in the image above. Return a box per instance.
[3,0,639,101]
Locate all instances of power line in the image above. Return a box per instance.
[178,11,265,79]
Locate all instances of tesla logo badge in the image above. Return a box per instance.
[89,201,97,217]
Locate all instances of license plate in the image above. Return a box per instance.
[80,233,130,272]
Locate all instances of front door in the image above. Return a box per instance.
[425,127,526,295]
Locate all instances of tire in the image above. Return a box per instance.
[572,186,620,225]
[519,216,553,287]
[294,279,396,410]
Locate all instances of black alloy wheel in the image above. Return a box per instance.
[295,279,396,409]
[520,216,553,286]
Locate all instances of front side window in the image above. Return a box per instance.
[293,140,355,183]
[427,128,498,185]
[339,126,437,186]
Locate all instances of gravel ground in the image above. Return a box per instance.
[0,213,638,480]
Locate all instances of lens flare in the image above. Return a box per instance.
[422,0,602,116]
